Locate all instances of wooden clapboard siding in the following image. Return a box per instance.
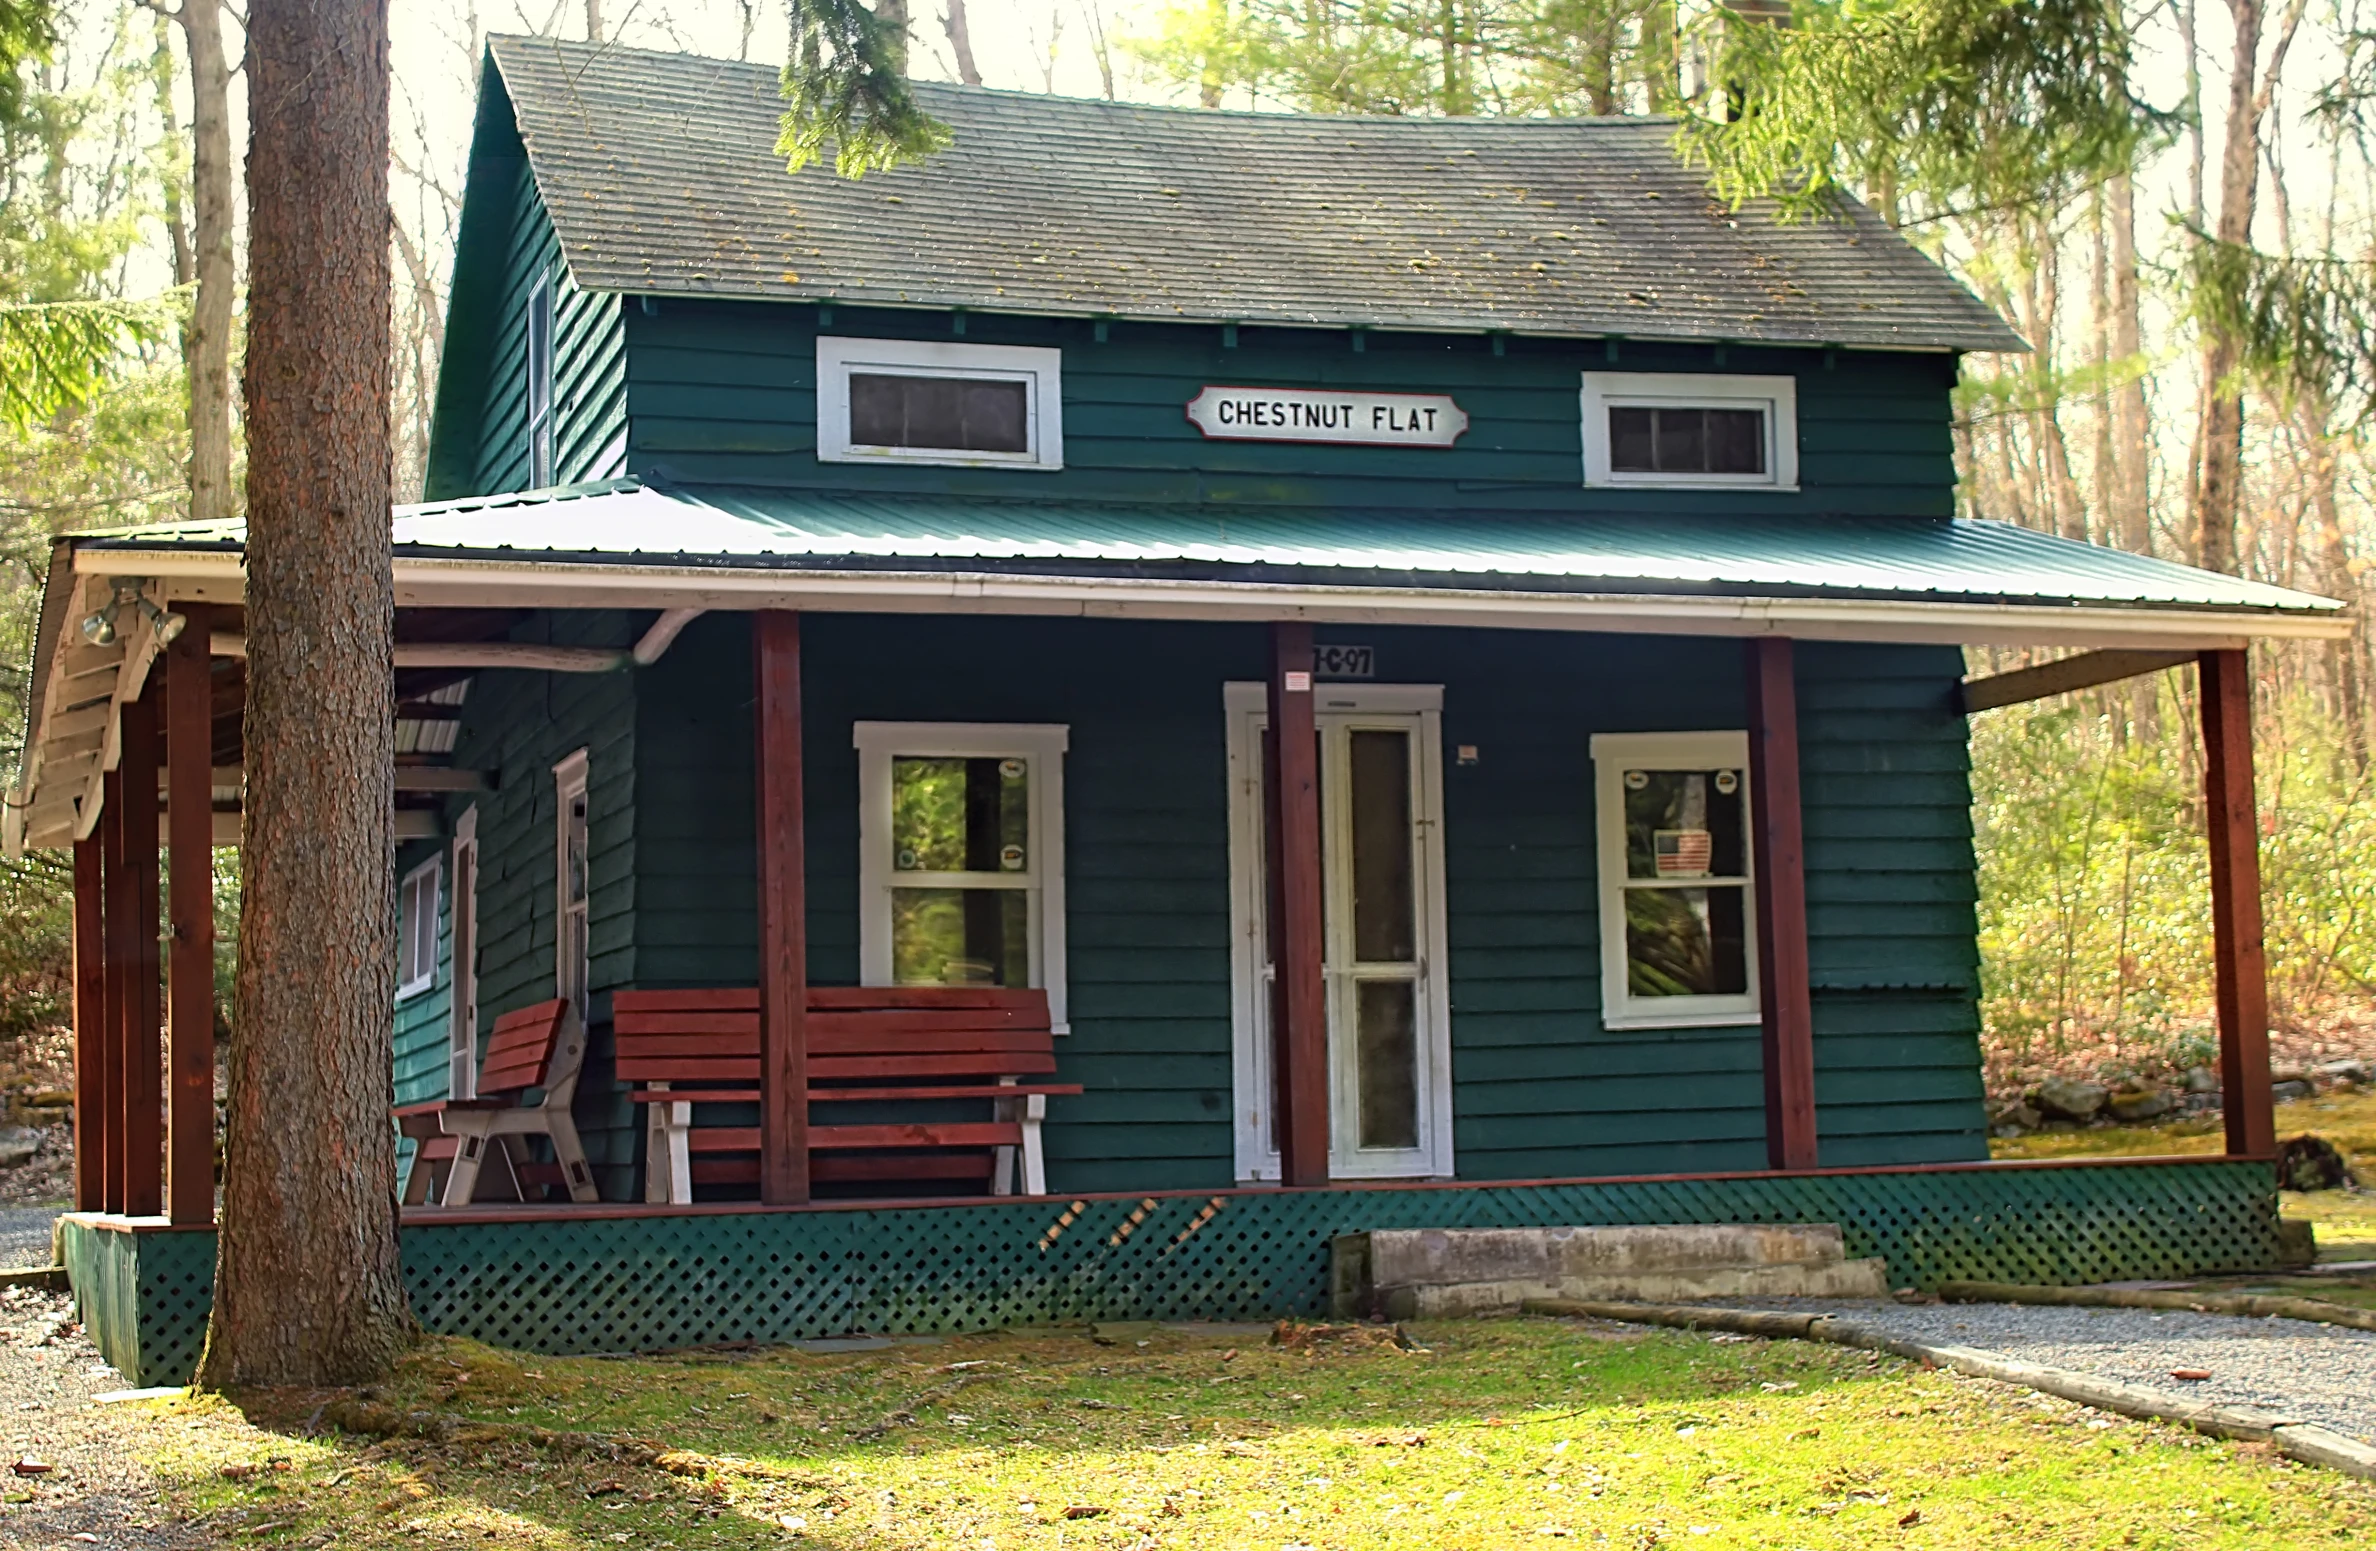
[618,299,1957,517]
[1796,641,1988,1166]
[421,63,627,500]
[389,836,454,1189]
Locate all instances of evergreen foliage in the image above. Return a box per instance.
[778,0,950,177]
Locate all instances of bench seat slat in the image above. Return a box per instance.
[626,1082,1082,1105]
[615,1028,1054,1056]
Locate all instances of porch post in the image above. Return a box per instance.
[71,835,105,1212]
[753,611,810,1205]
[98,766,131,1213]
[1745,638,1818,1171]
[119,689,165,1217]
[165,605,216,1225]
[2200,649,2276,1159]
[1267,621,1329,1186]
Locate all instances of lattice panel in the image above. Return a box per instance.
[67,1160,2283,1383]
[58,1221,217,1389]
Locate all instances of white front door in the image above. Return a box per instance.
[1225,682,1453,1181]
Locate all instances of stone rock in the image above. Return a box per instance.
[2271,1063,2310,1084]
[2272,1079,2316,1103]
[2034,1076,2108,1122]
[2107,1088,2174,1124]
[2314,1059,2370,1085]
[2183,1066,2220,1094]
[2276,1135,2356,1192]
[1992,1102,2042,1132]
[19,1089,70,1110]
[0,1126,40,1168]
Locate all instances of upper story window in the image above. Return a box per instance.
[1580,373,1797,491]
[398,855,441,1001]
[526,274,555,487]
[818,337,1063,471]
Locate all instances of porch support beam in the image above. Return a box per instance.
[1746,638,1818,1171]
[1267,622,1330,1186]
[117,688,165,1218]
[98,768,129,1212]
[753,611,810,1205]
[165,604,215,1225]
[1959,649,2196,713]
[2200,649,2276,1159]
[71,835,104,1212]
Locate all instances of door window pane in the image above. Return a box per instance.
[851,373,1030,453]
[1622,768,1745,880]
[1354,979,1420,1150]
[892,887,1029,986]
[893,756,1029,873]
[1624,885,1749,997]
[1348,729,1415,964]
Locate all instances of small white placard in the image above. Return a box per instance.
[1187,386,1468,447]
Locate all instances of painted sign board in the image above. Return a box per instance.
[1186,386,1469,447]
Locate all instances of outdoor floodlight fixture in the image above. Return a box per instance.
[79,578,182,648]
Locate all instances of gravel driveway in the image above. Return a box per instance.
[1733,1296,2376,1448]
[0,1211,58,1272]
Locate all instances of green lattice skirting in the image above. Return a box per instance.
[62,1158,2281,1388]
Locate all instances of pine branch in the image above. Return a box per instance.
[777,0,949,179]
[2181,231,2376,422]
[0,293,183,432]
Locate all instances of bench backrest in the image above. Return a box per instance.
[477,998,570,1097]
[613,986,1055,1088]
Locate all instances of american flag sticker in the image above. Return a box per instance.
[1655,829,1714,877]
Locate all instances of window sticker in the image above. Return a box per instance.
[1654,829,1714,877]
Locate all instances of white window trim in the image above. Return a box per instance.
[854,721,1070,1033]
[397,854,441,1002]
[1589,729,1763,1032]
[448,806,481,1100]
[1579,372,1798,491]
[817,336,1064,471]
[1222,682,1455,1184]
[554,747,590,1009]
[526,273,556,488]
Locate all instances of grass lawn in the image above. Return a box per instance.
[1990,1086,2376,1250]
[117,1317,2372,1549]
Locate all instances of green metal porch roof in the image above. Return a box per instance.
[92,480,2341,619]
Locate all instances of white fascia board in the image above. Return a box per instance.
[111,546,2346,649]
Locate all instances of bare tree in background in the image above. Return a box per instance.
[944,0,981,84]
[144,0,236,530]
[198,0,408,1390]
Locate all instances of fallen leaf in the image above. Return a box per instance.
[10,1459,51,1477]
[1064,1504,1106,1519]
[586,1479,626,1498]
[2170,1369,2212,1382]
[1898,1509,1923,1527]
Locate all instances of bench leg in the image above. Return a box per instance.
[1019,1092,1048,1197]
[400,1139,441,1207]
[443,1120,494,1206]
[667,1102,692,1205]
[643,1090,693,1205]
[545,1112,601,1204]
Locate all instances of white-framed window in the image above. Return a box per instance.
[1590,731,1761,1031]
[554,749,590,1010]
[398,855,441,1001]
[448,806,481,1099]
[855,722,1069,1032]
[1580,372,1798,490]
[817,336,1064,471]
[526,273,556,487]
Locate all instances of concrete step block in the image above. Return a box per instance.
[1330,1224,1888,1319]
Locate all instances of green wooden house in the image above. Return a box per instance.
[26,37,2346,1382]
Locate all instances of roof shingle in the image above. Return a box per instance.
[488,35,2024,353]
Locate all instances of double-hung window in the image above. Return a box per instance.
[1580,373,1797,490]
[856,723,1068,1032]
[526,274,556,488]
[818,337,1063,470]
[1590,731,1760,1030]
[397,856,441,1001]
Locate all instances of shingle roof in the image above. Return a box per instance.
[487,35,2024,353]
[88,480,2335,620]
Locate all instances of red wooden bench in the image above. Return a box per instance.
[396,998,599,1206]
[612,986,1079,1202]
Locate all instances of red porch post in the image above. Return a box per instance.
[1746,638,1818,1170]
[166,605,216,1224]
[118,689,165,1217]
[753,611,810,1204]
[71,835,105,1212]
[98,767,131,1213]
[2200,649,2276,1159]
[1267,622,1329,1186]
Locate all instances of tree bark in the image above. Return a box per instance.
[182,0,236,531]
[2193,0,2264,574]
[198,0,409,1391]
[2108,171,2150,556]
[585,0,602,43]
[943,0,981,85]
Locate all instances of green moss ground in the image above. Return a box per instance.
[107,1316,2375,1550]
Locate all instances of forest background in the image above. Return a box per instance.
[3,0,2372,1116]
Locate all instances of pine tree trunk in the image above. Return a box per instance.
[2108,171,2150,556]
[2194,0,2266,575]
[183,0,235,530]
[198,0,409,1391]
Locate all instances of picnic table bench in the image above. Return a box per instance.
[396,998,600,1206]
[612,986,1078,1202]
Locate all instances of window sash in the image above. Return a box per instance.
[818,337,1064,470]
[1588,730,1761,1030]
[398,859,439,997]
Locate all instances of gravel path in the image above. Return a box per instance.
[1733,1296,2376,1448]
[0,1212,59,1272]
[0,1286,208,1549]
